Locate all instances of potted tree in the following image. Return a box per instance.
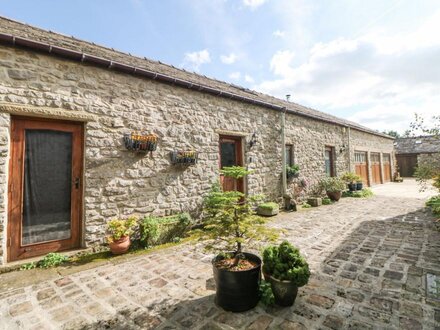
[199,166,278,312]
[262,241,310,306]
[340,172,361,191]
[319,177,346,201]
[106,216,137,255]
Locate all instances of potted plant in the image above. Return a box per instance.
[198,166,278,312]
[356,179,364,190]
[262,241,310,306]
[106,216,137,255]
[319,177,346,201]
[257,202,280,216]
[340,172,361,191]
[286,164,300,179]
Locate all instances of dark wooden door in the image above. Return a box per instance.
[354,151,369,186]
[371,153,382,184]
[8,117,83,261]
[383,153,391,182]
[219,135,243,192]
[396,154,418,177]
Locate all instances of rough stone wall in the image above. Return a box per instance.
[0,113,10,265]
[418,153,440,171]
[0,47,394,263]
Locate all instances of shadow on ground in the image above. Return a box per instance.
[80,208,440,330]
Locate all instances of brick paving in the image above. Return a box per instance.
[0,180,439,329]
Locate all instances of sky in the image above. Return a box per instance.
[1,0,439,133]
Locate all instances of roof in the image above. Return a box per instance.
[0,16,393,140]
[395,136,440,154]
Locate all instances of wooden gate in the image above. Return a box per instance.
[371,152,382,184]
[396,154,418,177]
[354,151,369,186]
[383,153,391,182]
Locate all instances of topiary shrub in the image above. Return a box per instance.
[262,241,310,286]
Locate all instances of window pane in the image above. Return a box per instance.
[325,150,331,176]
[285,145,293,166]
[220,142,236,168]
[22,130,72,245]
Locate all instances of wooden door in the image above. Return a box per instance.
[8,117,83,261]
[370,152,382,184]
[383,153,391,182]
[396,154,418,177]
[354,151,369,186]
[219,135,243,192]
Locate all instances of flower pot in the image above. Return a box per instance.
[257,206,279,216]
[307,197,322,207]
[326,191,342,201]
[348,183,357,192]
[267,275,299,307]
[109,235,131,255]
[212,252,261,312]
[356,182,363,190]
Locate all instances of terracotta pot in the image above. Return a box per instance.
[326,191,342,201]
[109,235,131,255]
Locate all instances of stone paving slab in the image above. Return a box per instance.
[0,181,439,329]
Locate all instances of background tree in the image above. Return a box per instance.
[382,130,400,138]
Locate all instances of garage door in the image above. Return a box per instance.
[396,154,418,177]
[383,153,391,182]
[371,153,382,184]
[355,151,369,186]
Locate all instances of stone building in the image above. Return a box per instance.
[0,17,394,263]
[395,136,440,177]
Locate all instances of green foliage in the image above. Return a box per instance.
[319,177,346,192]
[38,253,69,268]
[140,213,192,247]
[106,216,137,243]
[258,202,279,211]
[342,188,374,198]
[426,195,440,217]
[340,172,361,183]
[302,203,312,209]
[262,241,310,286]
[286,164,300,177]
[259,280,275,306]
[20,262,36,270]
[197,166,278,254]
[322,197,332,205]
[382,130,400,138]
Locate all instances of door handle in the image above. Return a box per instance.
[74,177,80,189]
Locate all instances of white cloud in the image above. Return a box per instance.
[220,53,238,64]
[273,30,285,38]
[242,0,267,9]
[254,10,440,133]
[229,72,241,80]
[244,74,255,83]
[181,49,211,71]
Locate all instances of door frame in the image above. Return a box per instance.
[218,135,245,193]
[7,116,84,262]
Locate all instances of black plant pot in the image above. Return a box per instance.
[356,182,363,190]
[348,183,357,192]
[267,275,299,306]
[212,252,261,312]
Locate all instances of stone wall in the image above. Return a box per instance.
[0,47,394,263]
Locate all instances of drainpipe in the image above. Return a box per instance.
[347,126,352,172]
[281,107,287,203]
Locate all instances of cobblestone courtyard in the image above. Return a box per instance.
[0,180,439,329]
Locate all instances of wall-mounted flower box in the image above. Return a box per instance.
[170,150,198,165]
[124,132,158,152]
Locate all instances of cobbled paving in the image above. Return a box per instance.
[0,182,439,329]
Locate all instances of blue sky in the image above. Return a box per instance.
[1,0,439,133]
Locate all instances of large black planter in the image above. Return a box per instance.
[348,183,357,192]
[212,252,261,312]
[356,182,363,190]
[267,275,299,306]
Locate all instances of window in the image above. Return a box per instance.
[285,144,294,166]
[324,146,335,177]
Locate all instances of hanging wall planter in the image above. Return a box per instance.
[170,150,198,165]
[124,132,158,152]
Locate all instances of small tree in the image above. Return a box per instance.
[199,166,278,264]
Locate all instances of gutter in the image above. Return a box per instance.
[0,32,393,140]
